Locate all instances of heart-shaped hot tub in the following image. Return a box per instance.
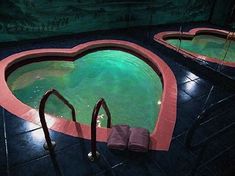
[0,40,177,151]
[154,28,235,67]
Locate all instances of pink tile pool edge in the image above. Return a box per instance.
[0,40,177,151]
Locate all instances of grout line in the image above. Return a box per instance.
[97,155,117,176]
[172,130,187,140]
[9,138,81,169]
[7,127,42,138]
[9,153,50,170]
[175,138,198,158]
[177,90,194,105]
[52,141,81,153]
[111,162,125,169]
[187,77,200,82]
[2,109,10,176]
[178,90,195,101]
[150,157,169,176]
[177,79,192,86]
[203,166,216,176]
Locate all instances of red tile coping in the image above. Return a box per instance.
[154,27,235,67]
[0,40,177,151]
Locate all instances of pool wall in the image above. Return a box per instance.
[154,27,235,67]
[0,40,177,151]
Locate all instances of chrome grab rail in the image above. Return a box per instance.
[88,98,111,161]
[39,88,76,151]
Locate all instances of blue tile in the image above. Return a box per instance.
[7,128,48,167]
[0,107,4,142]
[4,110,40,137]
[194,78,213,89]
[178,90,192,104]
[10,155,57,176]
[200,142,232,165]
[111,154,167,176]
[219,128,235,148]
[54,142,111,176]
[219,66,235,78]
[0,140,6,171]
[195,167,215,176]
[149,139,196,176]
[49,130,80,151]
[173,125,188,139]
[7,128,79,167]
[178,99,204,119]
[96,143,130,167]
[206,146,235,176]
[176,73,192,85]
[179,81,210,99]
[177,110,196,128]
[176,128,234,170]
[194,89,232,108]
[205,87,234,105]
[0,170,7,176]
[185,72,199,81]
[0,107,7,172]
[196,116,235,147]
[172,105,193,137]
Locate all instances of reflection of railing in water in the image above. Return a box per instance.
[177,25,183,52]
[88,98,111,161]
[216,31,235,72]
[185,94,235,175]
[39,88,76,152]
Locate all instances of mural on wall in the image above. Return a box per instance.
[0,0,214,42]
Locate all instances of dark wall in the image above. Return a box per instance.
[0,0,227,42]
[210,0,235,28]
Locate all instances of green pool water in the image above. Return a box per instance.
[166,35,235,62]
[7,50,162,132]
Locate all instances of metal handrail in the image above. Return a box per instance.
[39,88,76,151]
[185,94,235,150]
[88,98,111,161]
